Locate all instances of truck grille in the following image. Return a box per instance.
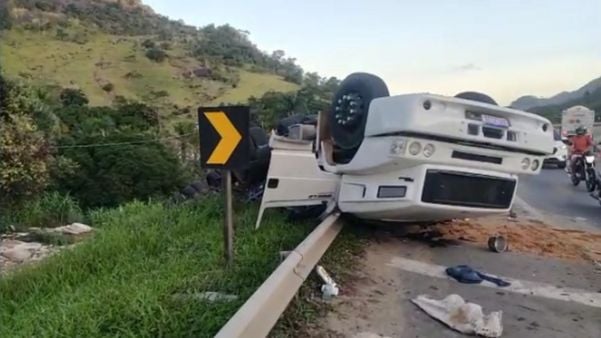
[422,170,515,209]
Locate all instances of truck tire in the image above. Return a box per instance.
[330,73,389,154]
[455,91,498,105]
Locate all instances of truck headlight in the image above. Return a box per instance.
[389,139,407,155]
[531,159,540,171]
[423,144,435,158]
[521,158,530,170]
[409,141,422,156]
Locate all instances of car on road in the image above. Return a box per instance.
[255,73,554,227]
[543,129,567,168]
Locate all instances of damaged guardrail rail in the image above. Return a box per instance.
[215,213,343,338]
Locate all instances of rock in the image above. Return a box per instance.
[0,240,43,262]
[53,223,93,235]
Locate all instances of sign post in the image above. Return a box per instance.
[198,106,249,265]
[223,169,233,265]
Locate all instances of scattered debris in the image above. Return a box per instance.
[488,235,508,253]
[436,218,601,262]
[171,291,238,303]
[446,265,511,287]
[412,294,503,337]
[315,265,339,300]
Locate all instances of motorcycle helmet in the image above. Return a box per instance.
[576,126,586,135]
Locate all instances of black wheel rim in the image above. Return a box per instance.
[333,92,365,129]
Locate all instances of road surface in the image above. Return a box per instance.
[518,168,601,229]
[315,170,601,338]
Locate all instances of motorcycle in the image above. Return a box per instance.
[570,153,596,192]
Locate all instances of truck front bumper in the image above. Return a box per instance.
[337,164,517,222]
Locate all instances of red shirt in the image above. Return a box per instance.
[571,135,593,154]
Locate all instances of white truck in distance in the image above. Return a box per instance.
[561,105,595,137]
[256,73,554,227]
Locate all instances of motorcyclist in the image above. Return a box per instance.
[568,126,593,173]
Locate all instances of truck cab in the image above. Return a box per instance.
[256,73,554,227]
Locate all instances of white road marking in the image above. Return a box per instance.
[387,256,601,309]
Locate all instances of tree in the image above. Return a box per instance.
[60,88,89,107]
[0,74,52,206]
[0,114,50,205]
[248,91,297,128]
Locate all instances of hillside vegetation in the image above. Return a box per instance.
[0,0,303,116]
[0,29,298,109]
[511,76,601,111]
[0,0,340,211]
[528,84,601,123]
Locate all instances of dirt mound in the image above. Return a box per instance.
[436,219,601,262]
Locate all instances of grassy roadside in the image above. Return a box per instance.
[0,198,314,337]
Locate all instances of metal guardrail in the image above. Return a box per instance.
[215,213,343,338]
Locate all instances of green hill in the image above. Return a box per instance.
[0,0,301,115]
[527,83,601,123]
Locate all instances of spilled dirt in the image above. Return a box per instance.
[434,218,601,263]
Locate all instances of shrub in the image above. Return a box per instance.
[145,48,168,62]
[150,90,169,98]
[141,39,156,49]
[57,134,189,208]
[60,88,89,106]
[101,83,114,92]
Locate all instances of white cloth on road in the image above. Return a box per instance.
[411,294,503,337]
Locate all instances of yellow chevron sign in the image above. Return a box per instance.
[198,106,249,169]
[204,112,242,164]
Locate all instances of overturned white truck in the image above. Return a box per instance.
[256,73,554,227]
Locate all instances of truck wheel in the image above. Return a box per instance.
[330,73,389,154]
[455,91,498,105]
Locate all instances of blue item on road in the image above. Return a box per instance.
[446,265,511,287]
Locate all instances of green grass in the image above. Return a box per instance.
[210,70,299,105]
[8,192,83,230]
[0,28,297,111]
[0,198,314,337]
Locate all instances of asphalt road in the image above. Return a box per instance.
[323,237,601,338]
[518,168,601,229]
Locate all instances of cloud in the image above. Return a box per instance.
[452,63,482,72]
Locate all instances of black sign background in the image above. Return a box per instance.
[198,106,249,169]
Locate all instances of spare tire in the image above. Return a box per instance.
[330,73,389,153]
[455,91,498,105]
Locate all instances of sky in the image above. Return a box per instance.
[143,0,601,105]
